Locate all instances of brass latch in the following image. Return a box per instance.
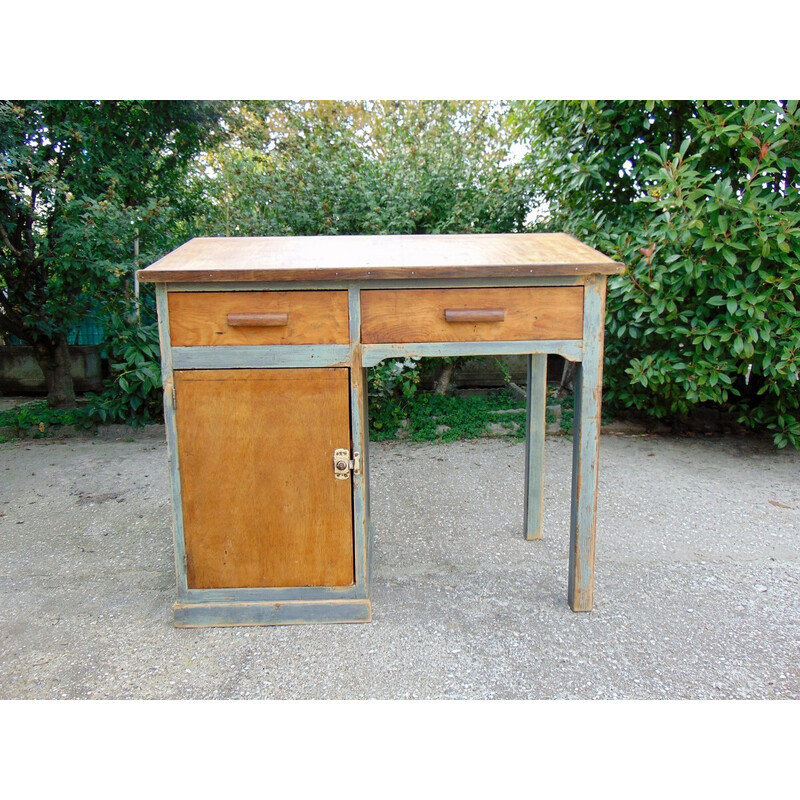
[333,448,361,480]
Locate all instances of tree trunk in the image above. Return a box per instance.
[559,359,576,394]
[433,360,456,395]
[33,334,76,409]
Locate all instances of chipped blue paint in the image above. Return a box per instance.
[362,339,583,368]
[171,344,350,370]
[568,275,607,611]
[524,353,547,541]
[173,599,373,627]
[156,285,189,600]
[154,259,614,625]
[348,286,370,598]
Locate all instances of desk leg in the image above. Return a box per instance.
[349,287,371,603]
[568,276,607,611]
[524,353,547,540]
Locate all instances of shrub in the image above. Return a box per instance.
[84,316,163,426]
[513,100,800,448]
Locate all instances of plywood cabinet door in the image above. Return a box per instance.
[173,368,355,589]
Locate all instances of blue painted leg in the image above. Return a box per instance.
[568,276,606,611]
[524,353,547,540]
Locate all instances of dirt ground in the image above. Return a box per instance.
[1,422,798,701]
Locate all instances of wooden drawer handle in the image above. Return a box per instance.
[226,312,289,327]
[444,308,506,323]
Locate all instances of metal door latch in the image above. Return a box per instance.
[333,448,361,479]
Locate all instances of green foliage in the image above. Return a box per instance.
[195,101,533,237]
[368,357,423,432]
[195,101,534,400]
[512,100,800,448]
[84,316,163,426]
[0,100,222,407]
[0,400,85,438]
[369,389,536,442]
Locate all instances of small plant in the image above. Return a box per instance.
[557,391,575,436]
[368,387,548,442]
[0,400,86,438]
[367,357,422,432]
[84,318,163,427]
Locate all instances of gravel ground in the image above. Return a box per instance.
[0,427,798,700]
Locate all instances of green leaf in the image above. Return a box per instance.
[723,249,737,267]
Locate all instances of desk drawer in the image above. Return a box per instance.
[168,291,350,346]
[360,287,583,343]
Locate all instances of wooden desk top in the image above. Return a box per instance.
[137,233,623,284]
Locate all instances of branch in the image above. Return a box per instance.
[0,293,28,341]
[0,222,23,258]
[24,188,38,254]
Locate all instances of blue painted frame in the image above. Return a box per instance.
[157,274,608,625]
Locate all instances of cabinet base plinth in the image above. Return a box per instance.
[173,598,372,627]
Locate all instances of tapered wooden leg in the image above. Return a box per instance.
[568,276,607,611]
[524,353,547,540]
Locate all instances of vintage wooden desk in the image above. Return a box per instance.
[138,233,623,627]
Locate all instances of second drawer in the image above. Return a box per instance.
[360,287,584,343]
[168,291,350,346]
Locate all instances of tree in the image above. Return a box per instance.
[195,100,534,395]
[195,100,533,237]
[0,100,222,408]
[511,100,800,448]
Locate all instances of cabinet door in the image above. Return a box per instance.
[173,368,355,589]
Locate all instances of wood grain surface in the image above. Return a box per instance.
[168,290,350,346]
[226,312,289,327]
[174,368,355,589]
[137,233,624,283]
[360,287,584,343]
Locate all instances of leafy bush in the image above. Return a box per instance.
[0,101,222,408]
[368,357,422,433]
[513,100,800,448]
[194,101,533,238]
[368,388,531,442]
[84,317,163,426]
[195,101,534,410]
[0,400,86,439]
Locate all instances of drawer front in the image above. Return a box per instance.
[360,287,584,343]
[168,291,350,346]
